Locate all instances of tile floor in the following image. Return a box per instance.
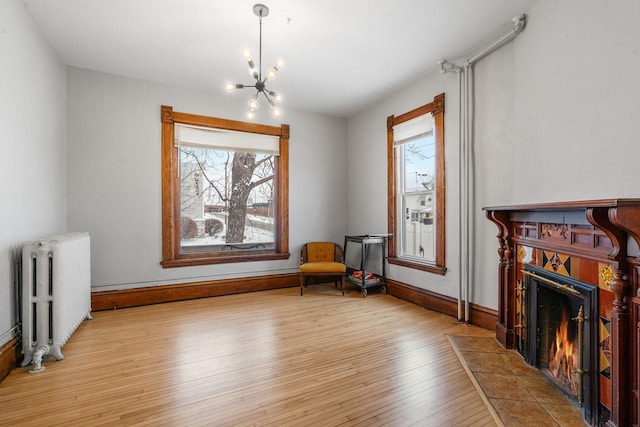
[448,335,588,427]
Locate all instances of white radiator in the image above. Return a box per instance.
[21,232,92,372]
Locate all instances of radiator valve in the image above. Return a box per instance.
[28,346,49,373]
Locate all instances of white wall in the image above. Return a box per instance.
[512,0,640,202]
[0,0,67,346]
[5,0,638,345]
[347,72,462,297]
[347,0,640,310]
[67,68,348,291]
[472,44,516,308]
[475,0,640,308]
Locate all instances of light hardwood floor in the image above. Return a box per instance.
[0,287,497,426]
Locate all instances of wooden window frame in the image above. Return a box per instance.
[386,93,446,275]
[161,105,290,268]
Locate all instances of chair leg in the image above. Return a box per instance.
[341,274,345,296]
[300,273,304,296]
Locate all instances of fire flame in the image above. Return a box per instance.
[548,309,578,394]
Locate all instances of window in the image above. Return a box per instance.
[387,93,446,274]
[161,106,290,267]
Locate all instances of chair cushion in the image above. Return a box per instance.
[300,262,346,273]
[306,242,336,262]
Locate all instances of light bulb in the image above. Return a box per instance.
[266,68,277,81]
[248,98,259,111]
[247,110,255,120]
[272,107,281,117]
[276,59,284,69]
[242,49,252,60]
[224,81,235,92]
[267,91,282,103]
[247,60,258,78]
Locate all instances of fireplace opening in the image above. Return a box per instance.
[538,286,580,396]
[522,265,598,425]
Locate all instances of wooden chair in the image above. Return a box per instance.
[299,242,346,296]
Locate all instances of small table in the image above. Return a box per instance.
[343,234,390,297]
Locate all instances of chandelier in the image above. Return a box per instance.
[225,4,283,120]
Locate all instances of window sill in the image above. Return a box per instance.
[387,257,447,276]
[162,252,290,268]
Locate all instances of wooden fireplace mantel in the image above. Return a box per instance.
[484,197,640,211]
[484,199,640,427]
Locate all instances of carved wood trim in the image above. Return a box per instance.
[485,210,516,348]
[587,207,627,260]
[161,105,173,123]
[609,270,632,427]
[610,206,640,263]
[485,198,640,211]
[633,294,640,425]
[605,206,640,427]
[433,93,445,115]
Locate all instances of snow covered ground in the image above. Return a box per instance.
[180,213,274,248]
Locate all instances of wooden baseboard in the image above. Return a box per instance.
[91,273,299,311]
[91,274,497,331]
[469,303,500,331]
[0,337,18,383]
[385,279,497,330]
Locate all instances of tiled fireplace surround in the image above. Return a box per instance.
[484,200,640,426]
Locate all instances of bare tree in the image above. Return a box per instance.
[181,148,229,207]
[180,147,274,245]
[226,152,273,243]
[405,139,435,191]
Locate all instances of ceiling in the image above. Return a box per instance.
[21,0,537,118]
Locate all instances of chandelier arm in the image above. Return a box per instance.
[247,59,258,80]
[262,91,277,110]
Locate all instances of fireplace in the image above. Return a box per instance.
[484,199,640,427]
[521,265,598,425]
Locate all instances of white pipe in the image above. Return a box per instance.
[464,14,526,324]
[457,70,463,322]
[468,14,527,65]
[438,14,527,324]
[464,64,471,324]
[438,59,464,322]
[439,57,469,324]
[465,64,472,324]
